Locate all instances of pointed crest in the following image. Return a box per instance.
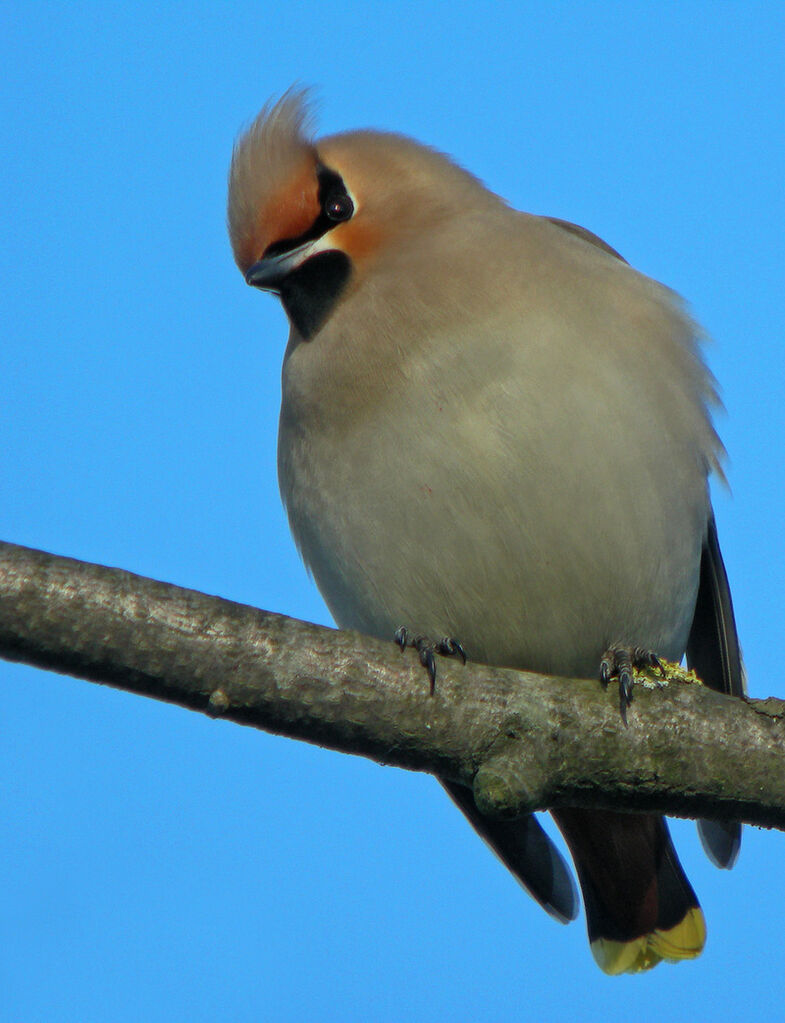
[228,87,318,269]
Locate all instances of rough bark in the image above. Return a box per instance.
[1,539,783,829]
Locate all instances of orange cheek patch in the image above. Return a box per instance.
[334,217,384,265]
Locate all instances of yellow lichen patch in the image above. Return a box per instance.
[635,657,704,690]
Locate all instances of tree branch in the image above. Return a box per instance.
[1,539,783,829]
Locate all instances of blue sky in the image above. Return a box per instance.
[2,3,784,1020]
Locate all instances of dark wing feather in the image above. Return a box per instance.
[544,216,628,262]
[440,779,579,924]
[686,512,745,868]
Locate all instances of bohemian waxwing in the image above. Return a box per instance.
[227,89,744,974]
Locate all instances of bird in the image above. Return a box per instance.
[227,89,744,974]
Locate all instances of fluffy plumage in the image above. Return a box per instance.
[228,90,744,973]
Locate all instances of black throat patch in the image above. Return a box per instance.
[279,250,352,339]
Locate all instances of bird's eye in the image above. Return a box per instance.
[324,192,354,222]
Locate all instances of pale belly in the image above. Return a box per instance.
[278,384,707,680]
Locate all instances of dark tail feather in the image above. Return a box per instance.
[552,808,705,974]
[440,779,578,924]
[686,512,745,867]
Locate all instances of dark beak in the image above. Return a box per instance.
[245,240,317,293]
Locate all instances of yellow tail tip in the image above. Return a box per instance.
[591,907,707,975]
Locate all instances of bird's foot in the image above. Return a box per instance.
[599,646,666,723]
[394,626,467,695]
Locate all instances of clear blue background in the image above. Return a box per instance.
[2,3,783,1020]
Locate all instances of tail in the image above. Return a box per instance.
[552,807,705,974]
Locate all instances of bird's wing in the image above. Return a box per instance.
[440,778,579,923]
[686,512,745,867]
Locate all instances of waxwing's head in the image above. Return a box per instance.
[228,88,499,338]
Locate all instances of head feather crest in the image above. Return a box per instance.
[227,87,318,266]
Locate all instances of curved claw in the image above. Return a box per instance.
[394,625,410,651]
[394,627,467,695]
[437,637,467,665]
[418,645,438,695]
[600,645,665,725]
